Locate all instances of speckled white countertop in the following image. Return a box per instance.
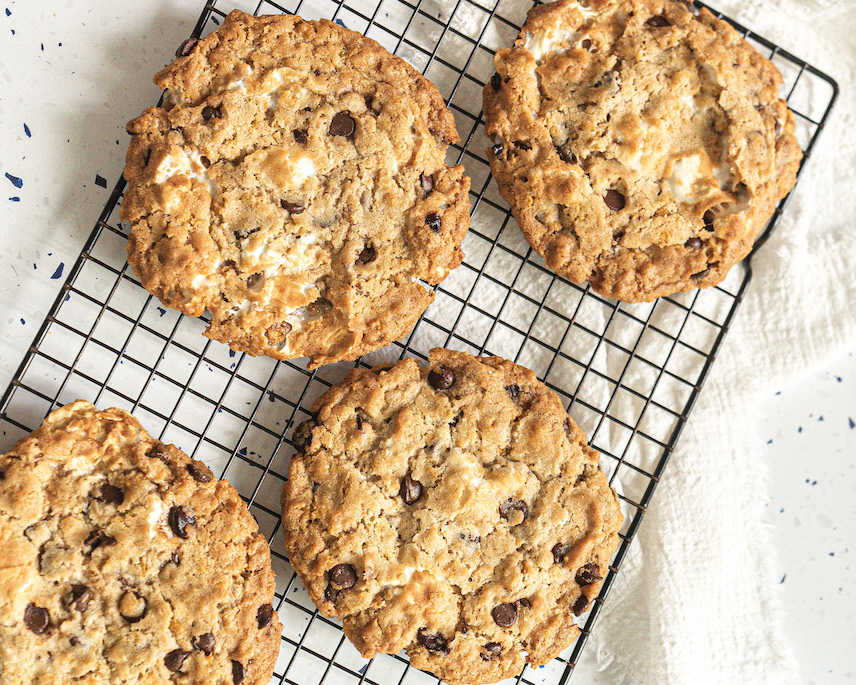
[1,1,853,683]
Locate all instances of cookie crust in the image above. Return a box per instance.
[0,401,281,685]
[483,0,801,301]
[122,11,470,367]
[281,349,622,684]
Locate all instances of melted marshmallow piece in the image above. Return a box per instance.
[155,149,219,199]
[523,2,599,63]
[662,150,731,206]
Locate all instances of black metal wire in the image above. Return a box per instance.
[0,1,838,683]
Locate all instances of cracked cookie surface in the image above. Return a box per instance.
[121,10,470,368]
[483,0,801,301]
[0,401,280,685]
[281,349,622,685]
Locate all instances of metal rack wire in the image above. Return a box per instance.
[0,1,838,683]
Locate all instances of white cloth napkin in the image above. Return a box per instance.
[579,1,856,682]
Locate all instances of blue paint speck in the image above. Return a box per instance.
[335,18,347,27]
[229,349,236,358]
[50,263,64,279]
[239,447,247,456]
[766,439,773,444]
[23,123,31,137]
[95,174,107,188]
[9,196,19,202]
[211,16,219,25]
[40,42,44,51]
[849,417,855,430]
[5,8,10,16]
[818,415,824,422]
[835,375,842,383]
[797,426,802,433]
[157,307,166,317]
[20,318,25,325]
[5,172,22,188]
[358,664,368,675]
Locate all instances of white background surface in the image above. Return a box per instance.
[0,0,853,683]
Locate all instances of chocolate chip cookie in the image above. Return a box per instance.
[483,0,801,301]
[0,401,281,684]
[122,10,470,368]
[281,349,622,684]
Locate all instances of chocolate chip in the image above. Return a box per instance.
[175,37,198,57]
[84,529,117,552]
[233,227,260,241]
[307,297,333,316]
[504,384,519,401]
[581,38,593,50]
[604,189,626,210]
[425,212,442,234]
[564,418,573,439]
[552,542,572,564]
[292,419,315,453]
[684,237,703,249]
[428,366,455,390]
[118,591,147,623]
[70,636,80,646]
[558,147,578,165]
[202,105,221,121]
[192,633,215,655]
[257,603,274,628]
[97,483,124,505]
[692,268,710,280]
[232,660,245,684]
[703,209,715,230]
[490,73,501,91]
[357,243,377,264]
[517,597,531,609]
[24,604,49,634]
[280,199,305,214]
[491,142,504,156]
[416,629,449,653]
[323,583,338,603]
[168,506,195,539]
[329,563,357,589]
[499,498,528,522]
[329,111,355,138]
[491,602,518,627]
[165,649,190,672]
[246,272,264,292]
[420,172,434,197]
[187,462,212,483]
[646,15,670,27]
[146,444,170,464]
[68,585,91,612]
[514,141,532,151]
[572,595,590,615]
[482,642,502,660]
[200,155,211,168]
[576,562,603,586]
[293,129,308,144]
[400,473,423,504]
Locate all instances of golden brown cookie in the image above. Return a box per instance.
[281,349,622,684]
[483,0,801,301]
[121,10,470,368]
[0,401,281,684]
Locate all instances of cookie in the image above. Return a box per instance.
[0,401,281,684]
[483,0,801,302]
[121,10,471,368]
[281,349,622,684]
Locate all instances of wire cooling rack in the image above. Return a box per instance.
[0,1,838,683]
